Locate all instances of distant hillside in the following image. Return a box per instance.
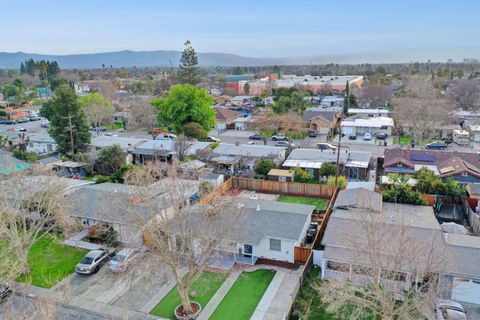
[1,48,479,69]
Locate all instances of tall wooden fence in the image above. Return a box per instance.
[466,201,480,236]
[232,177,335,199]
[198,177,233,204]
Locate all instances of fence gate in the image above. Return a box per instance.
[312,249,324,266]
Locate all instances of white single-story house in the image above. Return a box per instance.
[91,136,147,153]
[347,108,390,118]
[321,188,480,304]
[468,124,480,142]
[234,116,255,130]
[26,133,57,155]
[341,116,394,136]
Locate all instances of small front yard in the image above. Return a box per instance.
[17,236,88,288]
[210,269,276,320]
[392,136,413,145]
[277,195,328,210]
[150,271,228,319]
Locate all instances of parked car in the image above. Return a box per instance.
[41,121,49,128]
[275,141,295,148]
[0,283,12,302]
[376,133,388,140]
[363,133,372,140]
[348,133,357,140]
[1,120,17,125]
[436,300,466,320]
[272,134,288,141]
[75,248,115,275]
[249,133,263,140]
[426,142,447,150]
[316,143,337,151]
[29,115,41,121]
[108,248,138,272]
[149,128,167,135]
[17,117,30,123]
[15,126,27,132]
[157,133,177,140]
[207,136,220,142]
[308,130,317,138]
[91,126,107,132]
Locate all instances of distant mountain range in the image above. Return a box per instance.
[1,48,479,69]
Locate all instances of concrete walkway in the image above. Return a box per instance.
[250,271,286,320]
[64,230,103,250]
[262,273,301,320]
[197,271,240,320]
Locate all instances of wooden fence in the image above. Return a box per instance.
[232,177,335,199]
[294,246,312,264]
[198,178,233,204]
[466,201,480,236]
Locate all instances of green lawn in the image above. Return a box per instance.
[277,195,328,210]
[210,269,276,320]
[105,123,123,130]
[150,271,228,319]
[17,236,88,288]
[392,136,413,145]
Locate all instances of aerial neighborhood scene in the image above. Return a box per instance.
[2,1,480,320]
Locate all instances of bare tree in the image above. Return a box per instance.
[125,96,158,131]
[317,203,450,320]
[357,84,392,108]
[448,79,480,110]
[175,134,193,162]
[122,165,245,317]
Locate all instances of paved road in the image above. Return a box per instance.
[0,119,47,135]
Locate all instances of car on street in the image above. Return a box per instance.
[272,134,288,141]
[29,115,41,121]
[316,143,337,151]
[16,117,30,123]
[1,120,17,125]
[0,283,12,302]
[15,126,27,132]
[75,248,115,275]
[426,142,447,150]
[157,133,177,140]
[308,130,317,138]
[275,141,295,148]
[376,133,388,140]
[348,133,357,140]
[108,248,138,272]
[207,136,220,142]
[149,128,167,135]
[41,121,49,128]
[363,133,372,140]
[249,133,263,140]
[436,300,466,320]
[91,126,107,132]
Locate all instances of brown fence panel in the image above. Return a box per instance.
[199,178,233,204]
[313,187,339,248]
[294,246,312,264]
[232,177,335,199]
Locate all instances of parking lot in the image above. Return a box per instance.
[0,118,47,134]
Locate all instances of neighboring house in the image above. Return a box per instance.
[267,169,294,182]
[209,143,286,174]
[383,148,480,184]
[0,152,31,175]
[234,116,255,130]
[320,96,344,108]
[68,179,201,246]
[283,148,371,181]
[26,134,57,155]
[202,198,315,265]
[91,136,148,164]
[347,108,391,118]
[51,161,89,178]
[132,140,176,163]
[303,108,340,135]
[321,188,480,304]
[399,122,460,140]
[467,124,480,142]
[229,96,255,106]
[341,116,394,136]
[215,107,244,132]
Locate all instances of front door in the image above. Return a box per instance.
[243,244,253,257]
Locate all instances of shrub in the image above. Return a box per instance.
[13,149,39,163]
[327,176,347,189]
[293,166,313,183]
[382,174,427,205]
[254,159,277,179]
[319,163,336,177]
[183,122,208,141]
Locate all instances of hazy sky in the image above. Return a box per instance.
[2,0,479,58]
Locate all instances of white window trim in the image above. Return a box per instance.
[270,238,281,251]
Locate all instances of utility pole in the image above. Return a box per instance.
[335,81,350,186]
[65,114,75,156]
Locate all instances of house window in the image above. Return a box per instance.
[462,172,468,177]
[29,143,33,148]
[306,168,314,176]
[47,144,53,152]
[270,238,281,251]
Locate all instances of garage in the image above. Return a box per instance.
[451,277,480,304]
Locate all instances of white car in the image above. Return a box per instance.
[15,126,27,132]
[275,141,295,148]
[436,300,466,320]
[108,248,138,272]
[272,134,288,141]
[76,249,114,275]
[207,136,220,142]
[363,133,372,140]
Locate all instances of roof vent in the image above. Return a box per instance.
[256,204,261,211]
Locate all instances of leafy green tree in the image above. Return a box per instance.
[272,96,291,114]
[79,92,113,129]
[183,122,208,141]
[319,163,336,177]
[177,40,201,85]
[39,100,54,120]
[382,174,426,205]
[293,166,313,183]
[254,159,277,179]
[152,85,215,133]
[48,85,91,155]
[327,176,347,189]
[95,144,125,175]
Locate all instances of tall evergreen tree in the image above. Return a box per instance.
[48,85,91,155]
[344,81,350,114]
[177,40,201,85]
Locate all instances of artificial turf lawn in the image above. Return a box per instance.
[16,236,88,288]
[277,195,328,210]
[210,269,276,320]
[150,271,229,319]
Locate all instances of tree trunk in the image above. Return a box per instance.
[178,284,193,314]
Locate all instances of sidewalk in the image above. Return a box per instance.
[64,230,103,250]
